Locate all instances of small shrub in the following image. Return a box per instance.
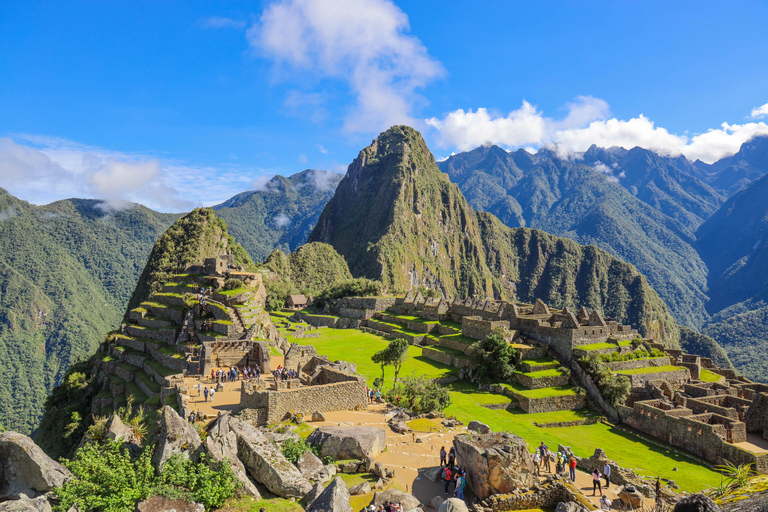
[223,278,244,291]
[157,454,240,510]
[281,438,320,464]
[471,328,516,384]
[385,373,451,414]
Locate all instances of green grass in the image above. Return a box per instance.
[144,395,161,407]
[615,365,686,375]
[94,390,112,400]
[618,340,634,347]
[425,345,463,356]
[224,497,305,512]
[500,382,578,399]
[126,382,148,403]
[136,371,162,394]
[439,333,477,345]
[522,368,566,378]
[157,346,186,360]
[106,374,126,386]
[116,362,139,373]
[141,300,184,311]
[576,341,618,351]
[145,360,179,378]
[522,357,558,366]
[219,287,249,296]
[269,346,282,356]
[699,368,723,382]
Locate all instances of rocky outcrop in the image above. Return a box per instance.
[307,426,386,460]
[468,421,491,434]
[307,477,352,512]
[152,406,203,470]
[296,450,325,481]
[205,415,261,498]
[0,496,52,512]
[300,483,325,509]
[136,496,205,512]
[105,415,134,443]
[370,489,421,510]
[349,481,371,495]
[0,432,70,499]
[554,502,590,512]
[453,431,537,500]
[228,417,312,498]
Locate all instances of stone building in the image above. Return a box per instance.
[286,294,307,310]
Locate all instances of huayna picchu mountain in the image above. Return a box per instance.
[309,125,679,345]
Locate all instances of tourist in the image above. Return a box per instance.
[203,387,209,402]
[456,471,466,500]
[452,467,461,495]
[555,453,563,475]
[532,451,541,476]
[448,448,456,470]
[599,495,612,511]
[592,468,602,496]
[210,387,215,403]
[196,382,202,397]
[543,446,552,473]
[569,456,577,482]
[603,461,611,489]
[211,369,215,382]
[538,442,548,469]
[440,446,447,467]
[443,465,452,494]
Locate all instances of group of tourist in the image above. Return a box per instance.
[533,442,613,509]
[367,387,383,403]
[273,365,297,381]
[210,365,262,384]
[363,503,406,511]
[196,382,216,403]
[438,446,467,499]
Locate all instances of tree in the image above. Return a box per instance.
[371,338,410,387]
[386,373,451,414]
[471,328,516,384]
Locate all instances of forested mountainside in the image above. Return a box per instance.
[0,189,177,434]
[694,135,768,196]
[696,170,768,380]
[213,170,343,262]
[438,144,712,328]
[309,125,679,345]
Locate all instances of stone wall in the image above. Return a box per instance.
[513,372,570,390]
[437,336,474,355]
[617,368,690,388]
[473,481,593,512]
[284,344,318,372]
[421,347,454,366]
[515,393,585,413]
[605,357,671,372]
[462,316,510,340]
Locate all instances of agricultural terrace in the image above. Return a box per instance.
[269,312,721,492]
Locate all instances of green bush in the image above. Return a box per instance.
[54,442,240,512]
[281,438,320,464]
[385,373,451,414]
[223,278,244,291]
[471,328,516,384]
[314,278,382,308]
[578,354,631,408]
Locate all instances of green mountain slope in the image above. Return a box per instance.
[309,126,679,345]
[213,170,342,262]
[0,190,176,433]
[438,144,710,328]
[696,135,768,196]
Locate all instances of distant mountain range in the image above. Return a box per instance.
[1,132,766,432]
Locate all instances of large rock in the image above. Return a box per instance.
[0,432,70,499]
[467,421,491,434]
[0,496,52,512]
[307,426,386,461]
[439,498,469,512]
[390,421,412,434]
[152,406,203,470]
[555,502,590,512]
[349,481,372,495]
[315,464,338,485]
[300,482,325,509]
[371,489,420,510]
[136,496,205,512]
[296,450,325,480]
[205,415,261,498]
[105,415,134,443]
[307,477,352,512]
[453,431,537,500]
[228,416,312,498]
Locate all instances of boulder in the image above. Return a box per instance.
[390,421,411,434]
[228,416,312,498]
[105,415,134,443]
[387,410,411,423]
[307,477,352,512]
[371,490,420,510]
[374,478,385,490]
[136,496,205,512]
[442,419,462,428]
[152,406,203,470]
[263,429,301,445]
[307,426,386,461]
[554,502,590,512]
[438,498,469,512]
[0,496,51,512]
[312,411,326,422]
[205,415,261,498]
[429,495,445,509]
[373,461,395,480]
[349,481,372,495]
[315,464,337,486]
[467,421,491,434]
[339,461,361,473]
[422,466,442,482]
[453,431,537,500]
[300,483,325,509]
[0,432,70,499]
[296,450,325,480]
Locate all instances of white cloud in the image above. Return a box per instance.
[592,161,622,183]
[274,213,291,227]
[751,103,768,119]
[201,17,246,29]
[426,99,768,163]
[317,145,328,154]
[250,174,276,192]
[307,169,341,192]
[298,154,307,163]
[0,206,19,222]
[0,136,260,211]
[248,0,443,133]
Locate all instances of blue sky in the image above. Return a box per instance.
[1,0,767,211]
